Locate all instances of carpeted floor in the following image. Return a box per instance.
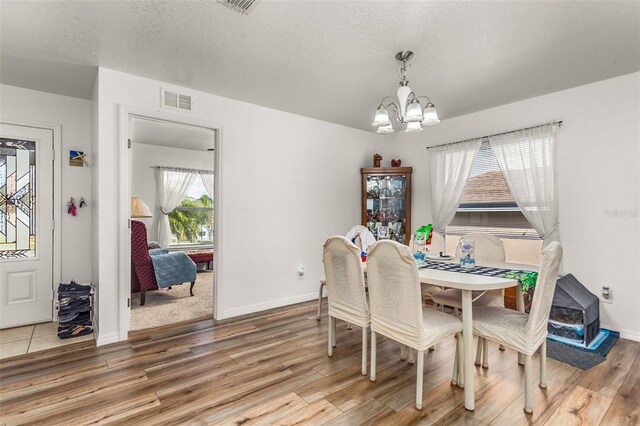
[130,270,214,331]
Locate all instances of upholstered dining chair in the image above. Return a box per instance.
[366,240,463,410]
[318,226,375,321]
[472,242,562,414]
[431,232,507,368]
[323,236,370,376]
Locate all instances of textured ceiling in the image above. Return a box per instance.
[1,1,639,131]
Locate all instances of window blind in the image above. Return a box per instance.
[447,142,539,239]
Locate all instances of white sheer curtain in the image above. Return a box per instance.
[200,173,214,198]
[489,123,560,245]
[157,170,197,247]
[429,138,482,235]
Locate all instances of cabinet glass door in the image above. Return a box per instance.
[365,175,407,243]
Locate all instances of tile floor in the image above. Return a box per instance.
[0,322,94,360]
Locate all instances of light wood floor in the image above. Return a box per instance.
[0,301,638,425]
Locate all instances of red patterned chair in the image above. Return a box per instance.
[131,220,196,305]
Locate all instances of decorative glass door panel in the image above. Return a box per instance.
[0,138,36,259]
[361,167,412,245]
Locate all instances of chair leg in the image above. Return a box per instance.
[370,331,377,382]
[452,334,459,386]
[454,307,459,317]
[416,349,424,410]
[408,348,415,365]
[140,291,146,306]
[401,345,407,361]
[190,281,195,296]
[524,354,533,414]
[327,315,333,357]
[482,338,489,369]
[348,323,353,330]
[332,317,337,347]
[539,339,547,389]
[317,282,324,321]
[475,338,483,366]
[361,326,368,376]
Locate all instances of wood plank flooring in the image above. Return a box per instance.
[0,301,638,425]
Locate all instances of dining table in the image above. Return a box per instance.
[417,258,537,411]
[319,257,537,411]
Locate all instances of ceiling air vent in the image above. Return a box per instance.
[217,0,262,15]
[161,88,193,112]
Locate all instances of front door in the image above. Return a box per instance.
[0,123,54,328]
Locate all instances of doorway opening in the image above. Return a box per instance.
[127,115,217,332]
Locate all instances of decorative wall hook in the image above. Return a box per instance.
[79,197,87,208]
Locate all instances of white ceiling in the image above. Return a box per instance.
[129,117,215,151]
[1,1,639,131]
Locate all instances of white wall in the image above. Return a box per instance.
[383,72,640,340]
[130,143,214,236]
[0,84,93,283]
[94,67,382,343]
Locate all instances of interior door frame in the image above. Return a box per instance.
[118,105,222,341]
[0,118,62,322]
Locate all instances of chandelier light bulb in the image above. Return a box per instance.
[405,121,423,133]
[372,106,391,127]
[422,104,440,126]
[376,124,395,134]
[405,102,423,122]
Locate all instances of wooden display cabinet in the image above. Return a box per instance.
[361,167,412,245]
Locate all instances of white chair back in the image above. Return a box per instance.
[366,240,426,347]
[526,241,563,343]
[454,232,506,263]
[323,236,369,327]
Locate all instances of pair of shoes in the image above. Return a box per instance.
[58,312,91,328]
[58,281,91,297]
[58,299,91,315]
[57,325,93,339]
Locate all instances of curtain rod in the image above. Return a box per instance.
[154,166,213,174]
[426,120,563,150]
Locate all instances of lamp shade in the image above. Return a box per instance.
[131,196,153,218]
[405,101,423,122]
[372,106,391,127]
[376,124,395,134]
[422,104,440,126]
[405,121,423,133]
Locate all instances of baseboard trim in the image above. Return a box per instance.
[96,331,120,347]
[221,292,318,320]
[601,324,640,342]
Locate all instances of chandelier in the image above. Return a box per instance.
[372,51,440,134]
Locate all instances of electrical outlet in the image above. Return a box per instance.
[601,286,613,304]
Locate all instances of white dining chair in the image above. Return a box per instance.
[323,236,370,375]
[431,232,507,368]
[472,242,562,415]
[318,227,374,321]
[366,240,463,410]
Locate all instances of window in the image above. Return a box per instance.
[446,143,542,265]
[168,178,213,246]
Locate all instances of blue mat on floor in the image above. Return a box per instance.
[546,329,619,370]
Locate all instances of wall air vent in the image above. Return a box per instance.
[217,0,262,15]
[161,88,193,112]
